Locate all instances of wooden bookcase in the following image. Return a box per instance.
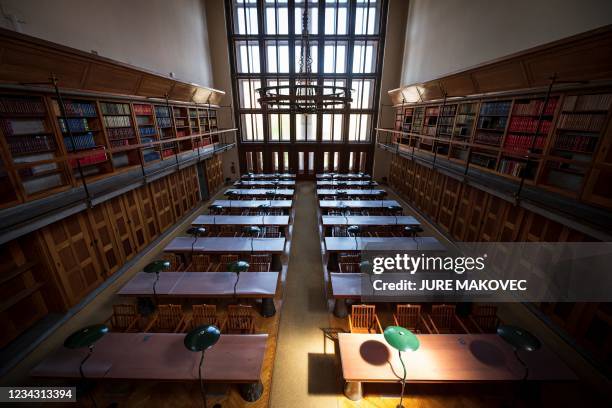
[392,89,612,209]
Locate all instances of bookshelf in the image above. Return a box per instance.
[133,103,161,164]
[173,105,192,152]
[391,89,612,207]
[155,105,176,159]
[100,102,140,170]
[0,95,71,201]
[51,98,113,180]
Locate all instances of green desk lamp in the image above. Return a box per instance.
[187,227,207,258]
[144,260,171,304]
[384,326,420,408]
[184,324,221,408]
[387,205,403,224]
[230,260,250,298]
[497,325,541,380]
[347,225,361,251]
[209,204,223,217]
[258,203,271,218]
[64,324,109,408]
[244,226,262,254]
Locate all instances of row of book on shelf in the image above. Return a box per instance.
[103,116,131,128]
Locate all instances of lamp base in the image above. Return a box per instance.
[238,381,263,402]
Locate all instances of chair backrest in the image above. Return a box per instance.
[226,305,254,332]
[396,304,421,330]
[431,304,456,331]
[192,255,211,272]
[333,226,348,237]
[162,253,182,271]
[351,305,376,330]
[155,304,184,331]
[220,254,239,269]
[471,304,498,332]
[339,254,360,264]
[191,304,218,327]
[264,226,280,238]
[111,304,138,331]
[248,262,270,272]
[249,254,272,264]
[339,263,359,273]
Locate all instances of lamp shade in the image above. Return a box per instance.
[209,204,223,211]
[359,260,371,273]
[387,205,402,212]
[258,203,271,209]
[377,190,387,196]
[497,325,541,352]
[404,225,423,234]
[230,260,250,273]
[64,324,109,349]
[144,260,171,273]
[384,326,420,352]
[347,225,361,235]
[244,226,261,236]
[187,227,207,236]
[226,190,237,197]
[266,191,276,197]
[184,325,221,352]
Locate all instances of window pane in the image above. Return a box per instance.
[283,152,289,170]
[349,151,355,171]
[359,152,367,172]
[269,113,291,141]
[265,5,289,34]
[267,41,290,73]
[236,41,260,73]
[325,5,348,35]
[241,114,264,141]
[273,151,279,170]
[308,152,314,171]
[257,152,264,172]
[324,79,347,110]
[239,79,262,109]
[324,42,347,73]
[351,79,374,109]
[298,152,305,172]
[333,151,339,171]
[295,42,318,73]
[322,114,342,141]
[355,1,379,35]
[352,42,377,74]
[323,151,330,171]
[349,114,371,142]
[234,1,258,35]
[296,114,317,141]
[246,151,254,172]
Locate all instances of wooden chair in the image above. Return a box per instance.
[348,305,382,334]
[393,304,431,333]
[106,304,140,332]
[162,253,183,271]
[218,225,237,237]
[468,304,500,333]
[338,254,360,264]
[339,262,360,273]
[144,304,186,333]
[217,254,239,271]
[222,305,255,334]
[188,254,212,272]
[248,263,270,272]
[426,304,469,334]
[249,254,272,264]
[264,226,281,238]
[332,226,348,237]
[185,304,220,330]
[375,226,395,237]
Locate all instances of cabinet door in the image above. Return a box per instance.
[106,196,137,261]
[136,184,159,240]
[478,196,508,242]
[40,214,103,306]
[167,172,185,219]
[438,177,462,232]
[182,166,200,209]
[498,204,524,241]
[463,188,489,241]
[149,177,174,231]
[86,204,124,277]
[425,169,444,221]
[121,189,148,251]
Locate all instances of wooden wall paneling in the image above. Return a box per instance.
[136,184,160,241]
[86,203,124,277]
[424,169,444,220]
[182,166,200,209]
[39,213,103,307]
[148,177,174,232]
[583,114,612,208]
[463,188,490,241]
[450,184,473,240]
[478,195,509,242]
[105,196,138,262]
[0,238,50,348]
[572,303,612,367]
[498,203,525,241]
[121,189,149,252]
[167,171,186,219]
[437,176,462,232]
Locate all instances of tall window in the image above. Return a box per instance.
[228,0,385,145]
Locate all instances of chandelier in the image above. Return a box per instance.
[257,1,352,113]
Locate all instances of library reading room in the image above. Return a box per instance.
[1,1,612,407]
